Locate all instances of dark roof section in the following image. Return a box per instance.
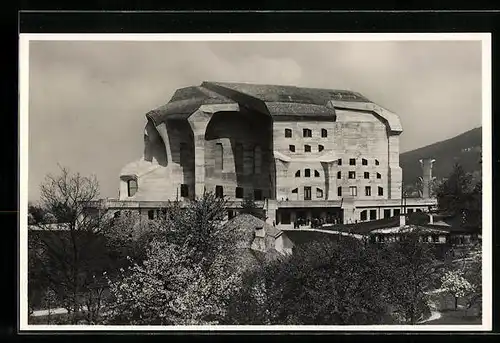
[146,81,374,124]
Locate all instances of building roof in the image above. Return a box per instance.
[145,81,386,126]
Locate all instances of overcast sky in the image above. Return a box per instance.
[28,40,482,201]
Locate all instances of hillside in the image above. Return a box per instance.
[400,127,482,185]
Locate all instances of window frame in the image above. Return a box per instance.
[285,128,292,138]
[337,171,341,179]
[304,144,311,152]
[303,128,312,138]
[337,186,342,197]
[304,186,312,200]
[365,186,371,196]
[364,172,369,179]
[348,171,356,179]
[127,179,138,197]
[321,128,328,138]
[349,158,356,166]
[304,169,311,177]
[349,186,357,196]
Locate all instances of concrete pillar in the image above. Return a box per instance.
[265,199,277,226]
[321,161,336,200]
[419,158,436,198]
[388,135,402,200]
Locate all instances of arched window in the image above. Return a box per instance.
[295,170,301,177]
[314,170,320,177]
[253,145,262,174]
[321,129,327,138]
[215,143,223,171]
[127,179,138,197]
[285,129,292,138]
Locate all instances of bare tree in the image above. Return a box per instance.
[30,166,113,324]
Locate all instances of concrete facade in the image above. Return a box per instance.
[113,81,436,226]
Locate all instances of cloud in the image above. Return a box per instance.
[27,40,482,200]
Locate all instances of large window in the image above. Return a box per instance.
[305,169,311,177]
[285,128,292,138]
[384,209,391,218]
[360,210,367,221]
[215,185,224,198]
[378,187,384,196]
[180,184,189,197]
[127,179,138,197]
[304,145,311,152]
[321,128,328,138]
[348,171,356,179]
[215,143,223,171]
[370,209,377,220]
[235,186,244,199]
[365,186,371,196]
[303,128,312,137]
[349,186,357,196]
[304,187,312,200]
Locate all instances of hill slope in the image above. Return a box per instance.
[400,127,482,185]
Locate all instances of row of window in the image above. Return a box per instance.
[285,128,328,138]
[290,185,384,198]
[293,169,382,179]
[360,208,422,221]
[342,158,379,166]
[216,185,264,200]
[289,144,324,153]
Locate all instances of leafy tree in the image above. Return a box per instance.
[105,192,245,325]
[240,194,266,221]
[440,270,475,310]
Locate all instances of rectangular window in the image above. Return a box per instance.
[377,173,382,179]
[349,186,357,196]
[338,158,342,166]
[337,186,342,197]
[305,169,311,177]
[316,188,324,198]
[362,158,368,166]
[285,128,292,138]
[378,187,383,196]
[364,172,369,179]
[235,186,244,199]
[349,158,356,166]
[304,187,312,200]
[370,209,377,220]
[215,143,223,171]
[365,186,371,196]
[127,179,138,197]
[337,171,341,179]
[215,185,224,198]
[384,209,391,218]
[289,145,295,152]
[360,210,367,221]
[180,184,189,197]
[394,209,401,216]
[321,128,328,138]
[348,171,356,179]
[254,189,263,201]
[303,128,312,137]
[304,145,311,152]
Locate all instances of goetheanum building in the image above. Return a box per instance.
[106,81,437,227]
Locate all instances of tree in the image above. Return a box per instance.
[440,270,475,310]
[240,194,266,221]
[105,192,245,325]
[30,166,114,324]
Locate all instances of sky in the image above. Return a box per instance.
[27,39,483,201]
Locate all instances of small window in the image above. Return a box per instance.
[321,129,328,138]
[349,158,356,166]
[365,186,371,196]
[304,145,311,152]
[254,189,263,201]
[291,188,298,194]
[314,170,320,177]
[148,210,155,220]
[289,145,295,152]
[305,169,311,177]
[394,209,401,216]
[337,158,342,166]
[349,186,357,196]
[303,128,312,137]
[215,185,224,198]
[295,170,301,177]
[378,187,383,196]
[360,210,367,221]
[285,128,292,138]
[375,159,380,166]
[348,171,356,179]
[370,210,377,220]
[127,179,138,197]
[180,184,189,197]
[337,186,342,197]
[318,144,324,152]
[235,186,244,199]
[362,158,368,166]
[337,171,341,179]
[316,188,324,198]
[384,209,391,218]
[377,173,382,179]
[364,172,369,179]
